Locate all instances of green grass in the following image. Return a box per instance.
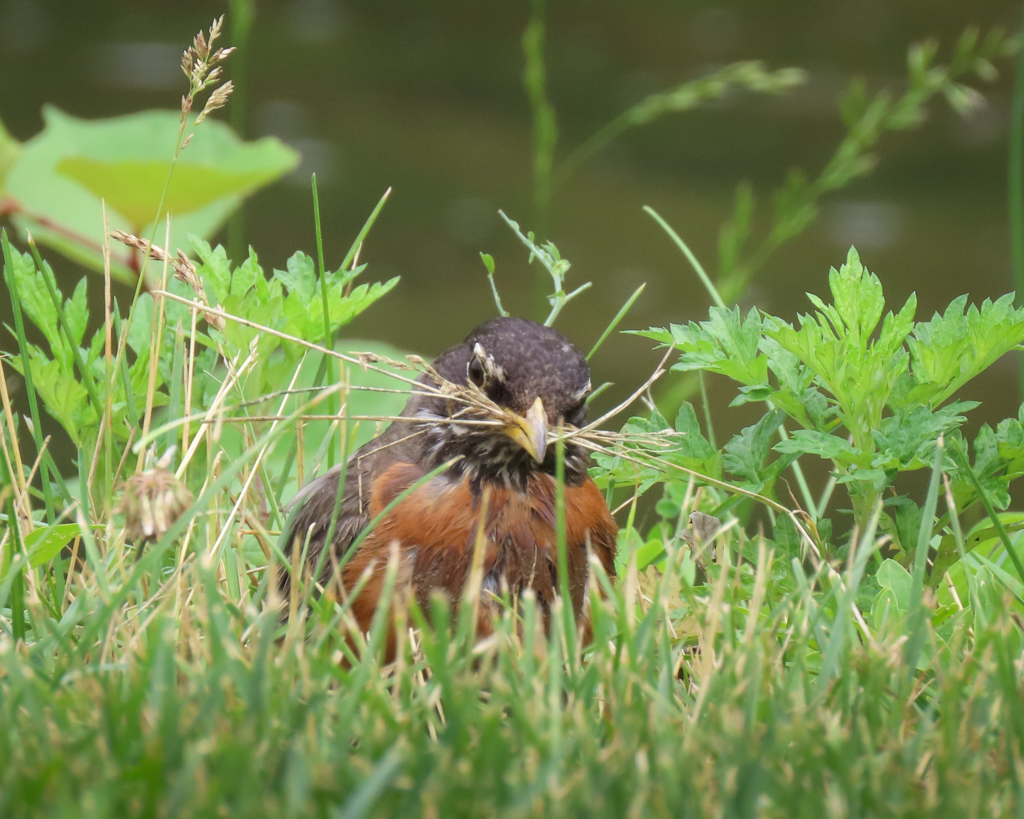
[1,512,1022,816]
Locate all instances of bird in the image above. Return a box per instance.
[279,316,618,659]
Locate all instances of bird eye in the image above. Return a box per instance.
[468,356,485,387]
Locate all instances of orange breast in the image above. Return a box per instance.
[337,462,617,656]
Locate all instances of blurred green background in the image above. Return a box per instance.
[1,0,1020,462]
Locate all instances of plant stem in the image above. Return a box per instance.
[1010,3,1024,398]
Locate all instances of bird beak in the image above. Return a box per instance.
[504,397,548,463]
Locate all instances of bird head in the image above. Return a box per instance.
[411,317,593,487]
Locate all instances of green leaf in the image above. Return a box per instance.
[768,248,914,440]
[947,414,1024,514]
[17,351,89,445]
[723,409,785,485]
[273,251,318,305]
[4,246,62,359]
[728,384,774,406]
[191,235,232,301]
[6,107,299,281]
[908,294,1024,407]
[873,558,913,630]
[328,280,400,334]
[871,402,975,471]
[775,429,859,462]
[25,523,81,568]
[654,306,767,386]
[635,539,668,572]
[64,278,89,349]
[886,497,923,557]
[761,336,831,428]
[819,247,886,353]
[674,402,717,462]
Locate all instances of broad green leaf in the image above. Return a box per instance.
[0,115,20,197]
[635,539,668,571]
[6,107,298,281]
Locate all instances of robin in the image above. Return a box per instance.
[280,316,618,657]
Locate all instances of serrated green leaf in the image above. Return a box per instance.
[674,402,716,461]
[273,251,317,305]
[666,306,767,386]
[728,384,774,406]
[64,277,88,349]
[5,246,62,358]
[191,235,231,301]
[908,293,1024,406]
[723,409,785,484]
[768,249,912,442]
[774,429,858,461]
[872,402,975,471]
[630,327,675,347]
[825,247,884,351]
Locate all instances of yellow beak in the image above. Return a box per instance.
[504,397,548,463]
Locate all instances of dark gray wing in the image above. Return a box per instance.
[277,405,430,597]
[278,464,366,593]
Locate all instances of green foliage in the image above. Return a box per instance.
[628,247,1024,583]
[1,228,397,493]
[3,106,298,283]
[4,213,1024,819]
[192,237,397,361]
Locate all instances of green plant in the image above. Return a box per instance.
[0,16,296,284]
[615,247,1024,590]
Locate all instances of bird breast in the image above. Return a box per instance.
[353,461,611,613]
